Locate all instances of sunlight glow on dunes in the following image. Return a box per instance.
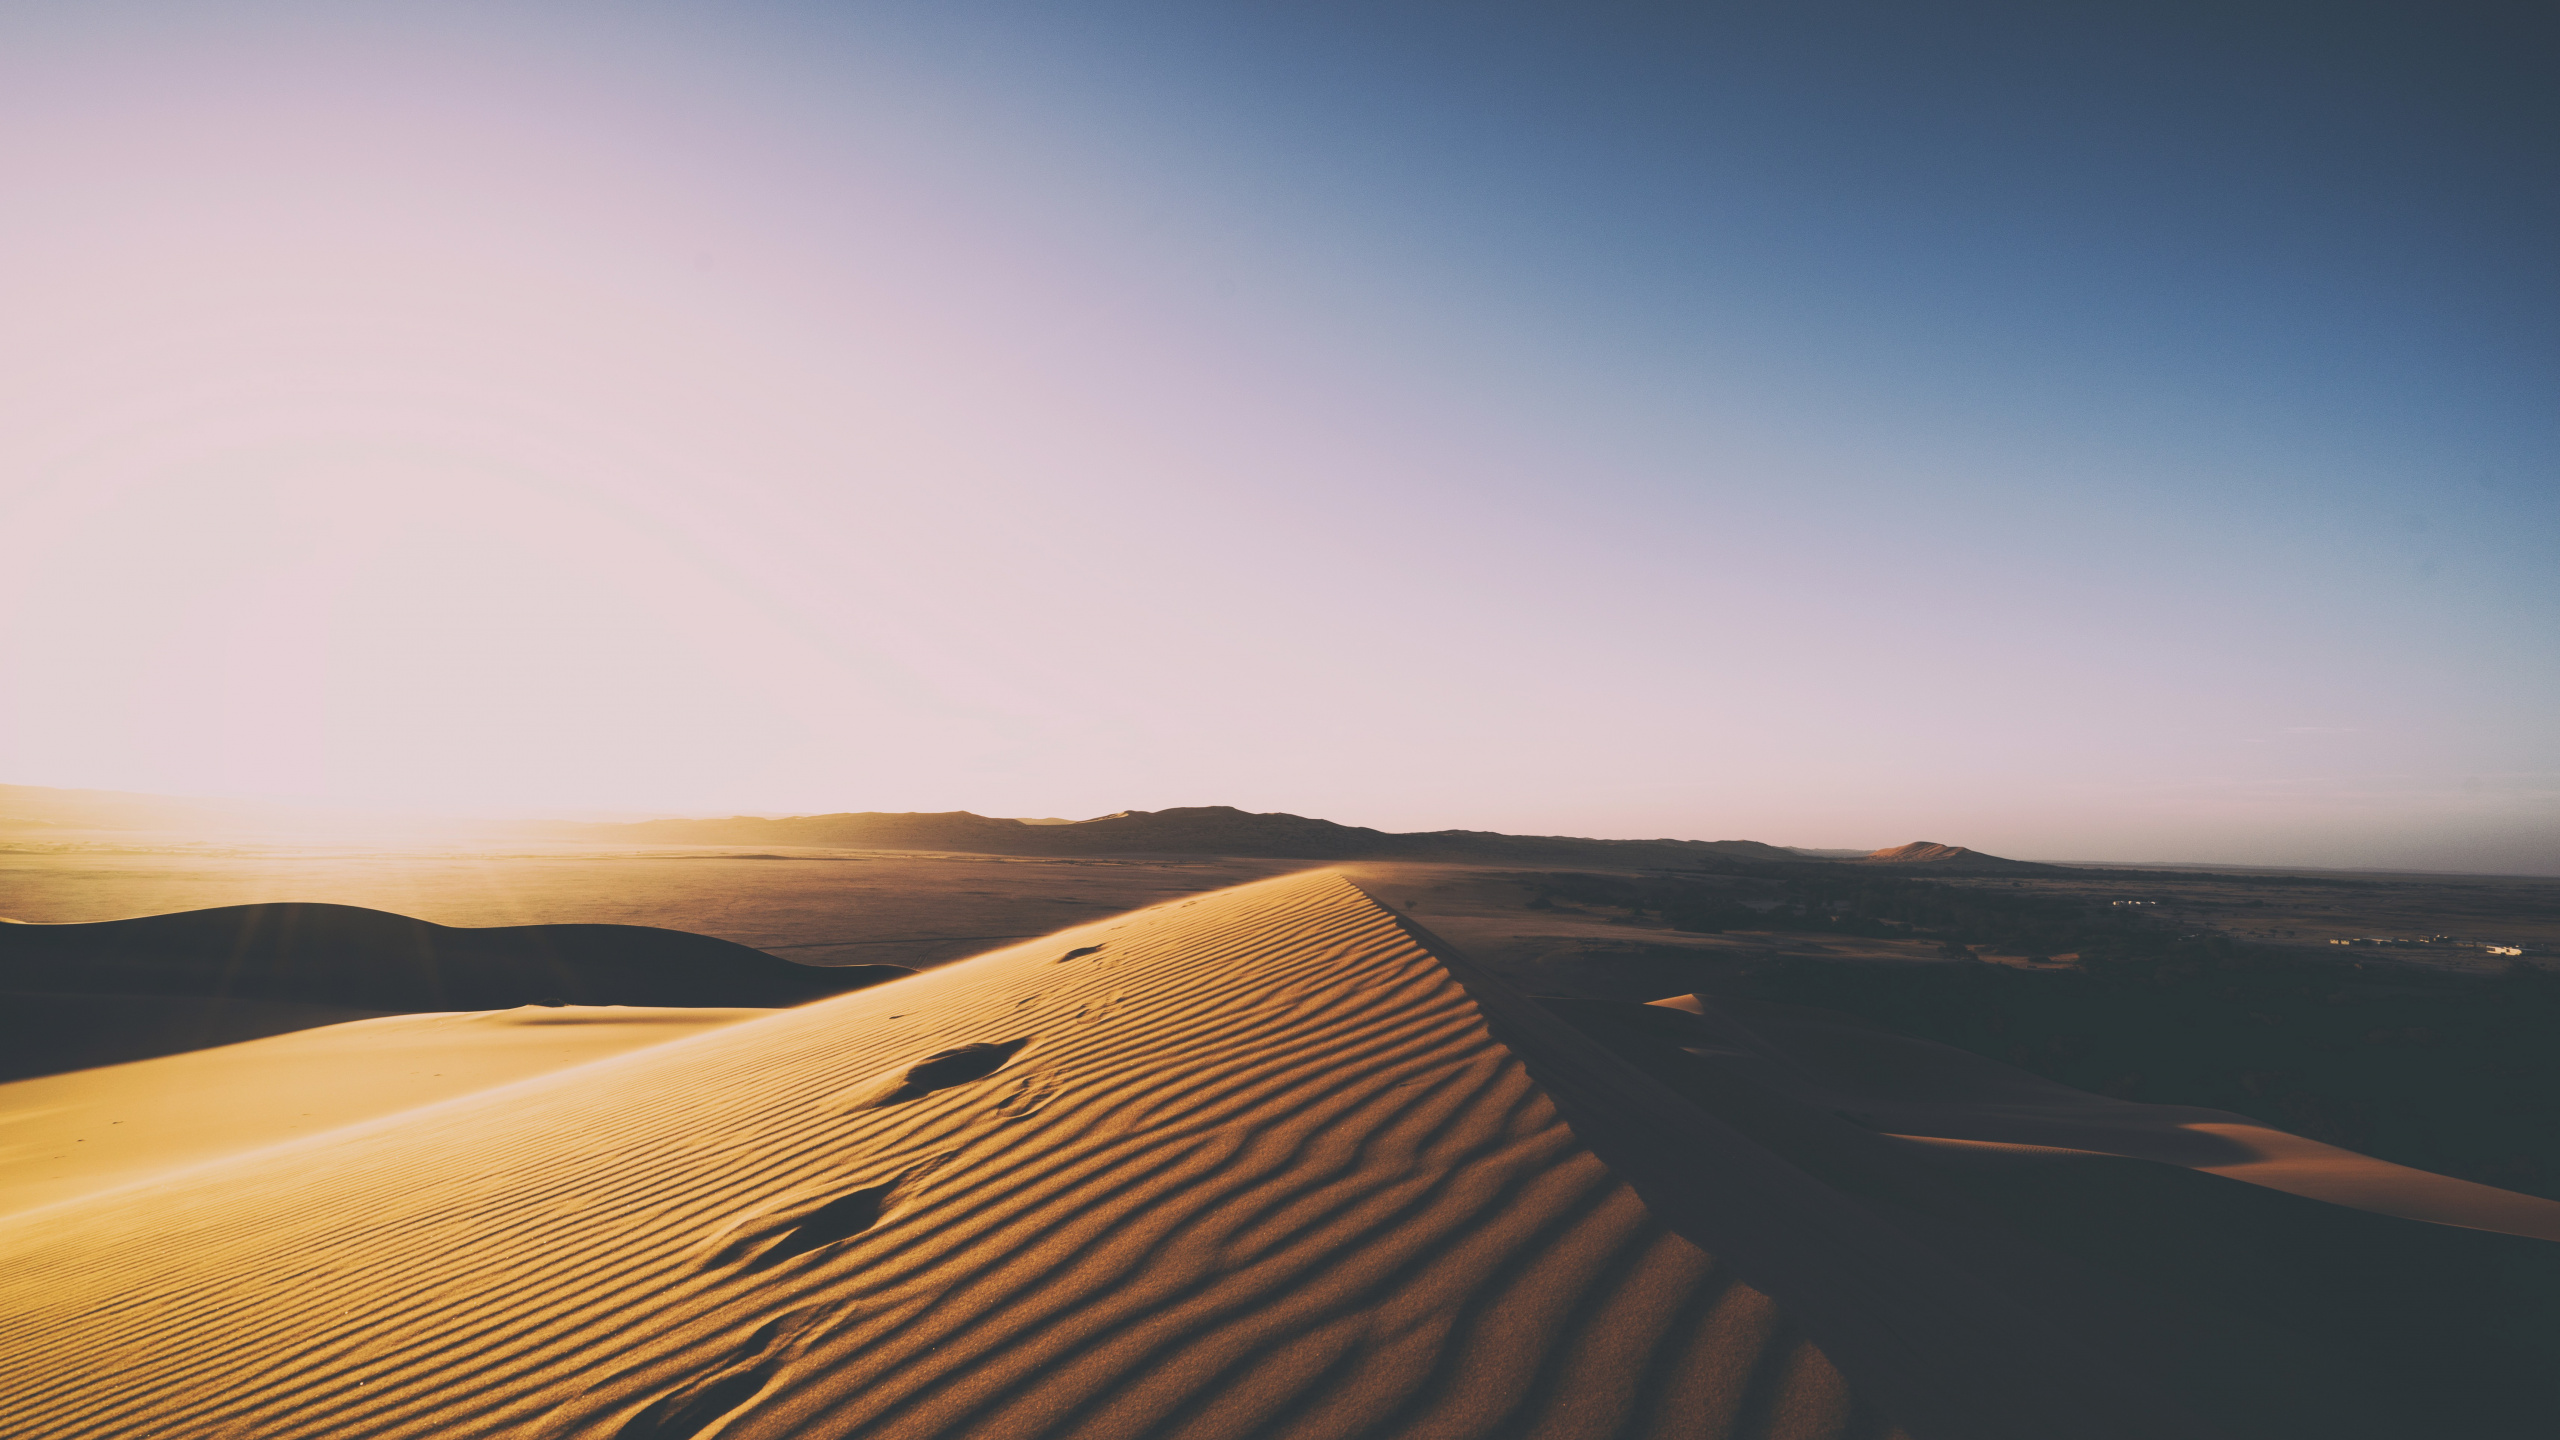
[0,872,1896,1440]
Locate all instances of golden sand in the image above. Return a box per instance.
[0,872,1895,1440]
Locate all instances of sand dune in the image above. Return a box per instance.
[1862,843,1972,864]
[3,872,2551,1438]
[1853,843,2037,870]
[0,872,1902,1440]
[0,902,904,1078]
[0,1005,773,1218]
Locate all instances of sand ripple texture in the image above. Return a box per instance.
[0,871,1899,1440]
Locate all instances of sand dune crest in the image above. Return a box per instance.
[0,872,1899,1440]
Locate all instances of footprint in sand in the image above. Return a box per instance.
[612,1303,848,1439]
[746,1183,896,1270]
[840,1038,1033,1110]
[991,1071,1065,1120]
[614,1364,770,1440]
[737,1158,952,1274]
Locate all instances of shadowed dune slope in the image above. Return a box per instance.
[1644,993,2560,1241]
[1480,990,2560,1439]
[0,903,906,1079]
[0,872,1907,1440]
[0,989,399,1083]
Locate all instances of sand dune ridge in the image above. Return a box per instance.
[0,872,1891,1440]
[10,871,2551,1438]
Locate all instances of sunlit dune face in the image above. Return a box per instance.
[0,872,1900,1439]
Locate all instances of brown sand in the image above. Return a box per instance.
[0,872,1905,1440]
[0,1005,772,1218]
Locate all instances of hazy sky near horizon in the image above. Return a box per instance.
[3,2,2554,872]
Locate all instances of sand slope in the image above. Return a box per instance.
[1648,993,2560,1240]
[0,872,1902,1440]
[0,1005,774,1218]
[1498,989,2560,1437]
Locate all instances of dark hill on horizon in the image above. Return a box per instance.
[0,782,2053,876]
[545,804,1812,868]
[0,904,907,1080]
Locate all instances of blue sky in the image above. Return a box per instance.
[2,2,2552,869]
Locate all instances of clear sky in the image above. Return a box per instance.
[2,2,2553,872]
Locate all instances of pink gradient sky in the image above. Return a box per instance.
[3,4,2553,872]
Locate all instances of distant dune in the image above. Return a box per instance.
[0,903,904,1080]
[4,872,2552,1436]
[1855,841,2044,871]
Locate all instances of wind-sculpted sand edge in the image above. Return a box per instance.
[1393,907,2558,1440]
[0,871,1902,1440]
